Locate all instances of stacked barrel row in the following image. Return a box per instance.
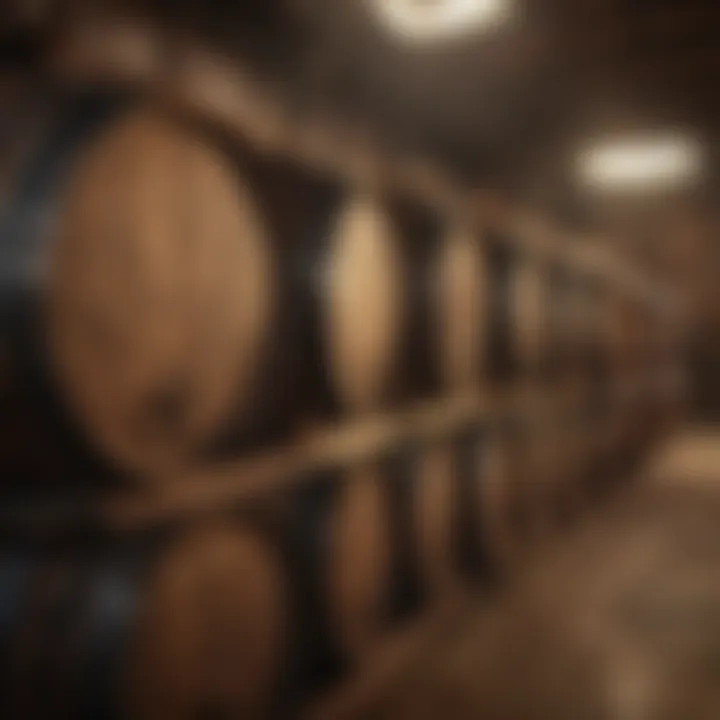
[0,405,677,720]
[0,80,682,719]
[0,85,582,483]
[2,412,628,719]
[0,86,490,483]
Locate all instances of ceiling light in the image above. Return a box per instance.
[578,134,703,192]
[369,0,512,43]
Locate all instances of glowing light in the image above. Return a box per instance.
[369,0,511,43]
[579,134,703,191]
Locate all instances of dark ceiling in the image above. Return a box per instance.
[3,0,720,225]
[284,0,720,216]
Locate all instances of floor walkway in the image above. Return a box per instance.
[368,430,720,720]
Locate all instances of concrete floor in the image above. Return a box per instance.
[368,430,720,720]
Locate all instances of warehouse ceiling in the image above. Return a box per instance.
[285,0,720,222]
[3,0,720,227]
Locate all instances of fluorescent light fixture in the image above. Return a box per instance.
[578,134,703,191]
[369,0,511,43]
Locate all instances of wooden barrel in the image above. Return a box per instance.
[465,419,521,569]
[586,278,610,393]
[320,192,406,415]
[326,463,393,661]
[545,261,574,381]
[5,521,288,719]
[483,236,549,388]
[0,90,287,479]
[568,275,597,410]
[485,237,517,385]
[613,291,637,375]
[384,196,445,401]
[579,269,607,379]
[655,362,686,439]
[1,87,414,478]
[611,380,637,469]
[586,393,616,492]
[566,274,590,371]
[634,370,662,452]
[645,303,668,389]
[602,288,621,373]
[234,144,408,423]
[296,186,487,411]
[630,296,652,373]
[126,523,288,720]
[602,383,625,471]
[568,400,597,507]
[644,301,681,439]
[563,396,595,514]
[509,253,547,380]
[49,108,282,469]
[287,454,420,682]
[452,425,490,580]
[413,441,458,599]
[520,406,564,538]
[585,383,612,481]
[436,223,488,393]
[511,398,576,531]
[633,299,654,371]
[593,402,614,480]
[631,370,658,455]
